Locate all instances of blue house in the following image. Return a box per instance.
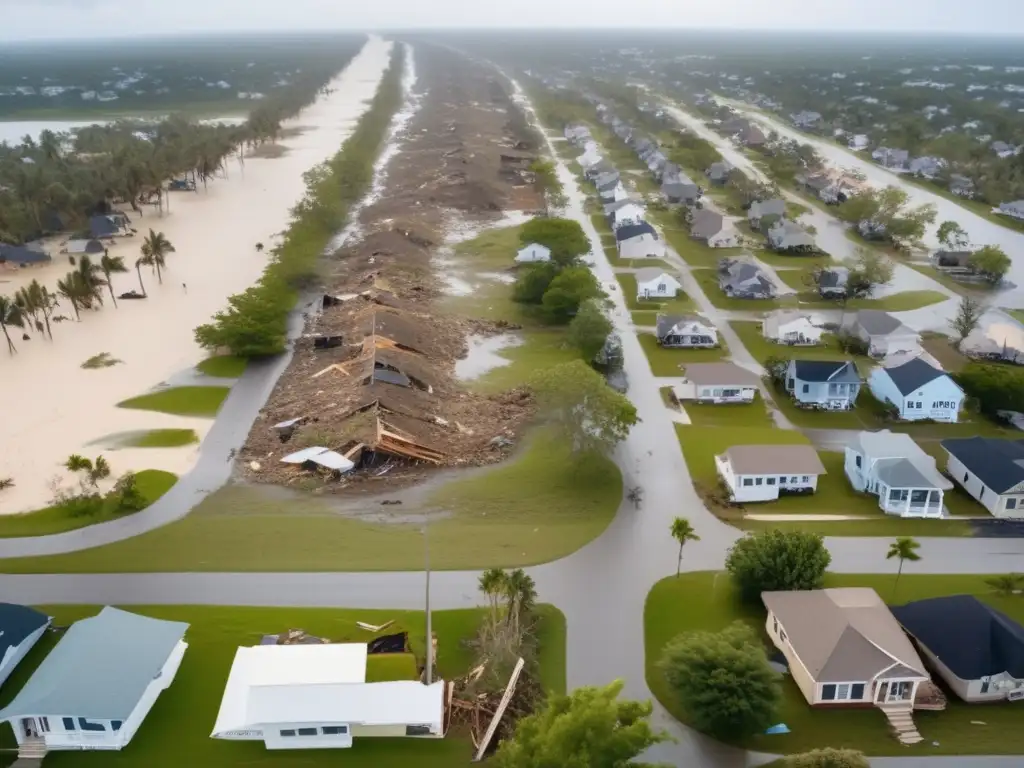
[0,604,50,689]
[785,360,861,410]
[0,244,50,266]
[89,214,131,239]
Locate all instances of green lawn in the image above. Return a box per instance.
[645,572,1024,756]
[920,332,971,373]
[648,212,746,269]
[0,470,177,539]
[683,401,773,427]
[728,321,854,365]
[0,604,565,767]
[751,250,828,269]
[122,429,200,448]
[454,224,524,267]
[1009,310,1024,325]
[117,387,230,417]
[793,290,949,313]
[0,431,620,573]
[195,355,248,378]
[638,333,729,376]
[468,329,579,395]
[630,310,660,327]
[590,212,614,237]
[615,272,695,313]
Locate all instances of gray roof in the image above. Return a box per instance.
[0,607,188,721]
[768,219,814,249]
[849,430,951,490]
[849,309,911,337]
[683,362,760,387]
[819,266,849,288]
[748,199,786,220]
[636,267,674,284]
[690,209,724,239]
[656,313,710,337]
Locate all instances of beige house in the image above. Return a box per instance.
[672,363,760,404]
[762,588,929,710]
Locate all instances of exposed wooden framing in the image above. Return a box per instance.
[473,657,525,762]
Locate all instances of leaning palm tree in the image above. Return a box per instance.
[670,517,701,577]
[134,258,148,296]
[0,295,24,355]
[140,229,175,285]
[56,272,92,320]
[886,537,921,598]
[21,280,55,340]
[75,254,106,308]
[100,251,129,308]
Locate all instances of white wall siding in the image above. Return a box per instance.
[946,455,1000,514]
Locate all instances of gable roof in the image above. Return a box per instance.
[792,359,859,382]
[941,437,1024,494]
[851,309,914,337]
[682,362,760,388]
[819,267,849,288]
[891,595,1024,681]
[690,209,724,239]
[656,313,710,337]
[615,221,657,243]
[762,588,927,683]
[749,199,787,219]
[723,444,826,475]
[850,430,951,490]
[0,607,188,721]
[882,357,955,396]
[0,604,49,659]
[636,267,675,285]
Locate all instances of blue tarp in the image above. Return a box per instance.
[765,724,791,735]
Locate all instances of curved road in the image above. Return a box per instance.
[0,56,1023,768]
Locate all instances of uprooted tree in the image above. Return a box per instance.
[492,680,668,768]
[659,621,781,741]
[844,247,894,299]
[530,360,638,455]
[519,217,589,267]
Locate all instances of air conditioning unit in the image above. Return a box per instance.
[1008,689,1024,702]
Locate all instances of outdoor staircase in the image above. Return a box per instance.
[880,705,924,745]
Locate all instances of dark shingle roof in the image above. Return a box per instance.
[615,221,657,242]
[884,357,948,396]
[941,437,1024,494]
[0,244,50,265]
[0,604,49,658]
[891,595,1024,681]
[792,360,859,382]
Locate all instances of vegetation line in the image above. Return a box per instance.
[194,43,407,357]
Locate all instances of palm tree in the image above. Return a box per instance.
[134,258,148,296]
[670,517,701,577]
[75,254,106,308]
[502,569,536,635]
[984,573,1024,596]
[21,280,55,340]
[0,295,24,355]
[886,537,921,598]
[140,229,175,285]
[14,286,42,339]
[478,568,507,624]
[100,251,129,308]
[56,272,91,320]
[64,454,110,488]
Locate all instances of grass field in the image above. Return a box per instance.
[630,310,660,327]
[117,386,230,417]
[645,572,1024,756]
[0,431,620,573]
[683,401,773,427]
[121,429,200,448]
[468,330,578,394]
[728,321,855,365]
[195,355,248,378]
[638,333,729,376]
[0,604,565,767]
[0,470,177,539]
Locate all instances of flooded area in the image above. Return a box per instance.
[456,333,523,380]
[0,115,248,146]
[0,36,394,514]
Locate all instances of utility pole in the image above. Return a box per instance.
[424,518,432,685]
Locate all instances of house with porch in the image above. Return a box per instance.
[672,362,760,403]
[941,437,1024,518]
[610,201,646,230]
[868,357,963,422]
[818,266,849,298]
[761,310,824,346]
[998,200,1024,221]
[655,313,718,348]
[719,259,776,299]
[761,588,930,742]
[891,595,1024,703]
[716,444,826,502]
[844,430,952,518]
[0,607,188,754]
[767,219,815,252]
[785,359,861,410]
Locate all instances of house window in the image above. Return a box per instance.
[791,477,798,484]
[964,472,969,483]
[889,489,908,502]
[779,628,787,642]
[855,455,862,468]
[779,476,788,485]
[743,478,753,487]
[62,718,76,731]
[755,478,763,486]
[980,488,984,500]
[773,616,778,634]
[280,730,297,737]
[406,725,434,736]
[821,684,836,701]
[657,283,666,293]
[767,477,776,485]
[322,726,348,735]
[39,718,50,733]
[851,683,865,699]
[111,721,122,732]
[1008,498,1018,510]
[802,384,810,394]
[78,719,105,732]
[801,476,810,483]
[836,684,851,699]
[981,677,991,694]
[712,388,723,397]
[297,728,318,736]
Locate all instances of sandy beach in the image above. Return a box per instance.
[0,35,393,515]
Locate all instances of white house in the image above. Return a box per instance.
[849,134,870,151]
[655,313,718,348]
[785,360,861,410]
[844,430,952,518]
[761,310,824,346]
[617,223,666,260]
[611,202,646,230]
[843,310,921,358]
[868,357,964,422]
[514,242,551,264]
[635,268,681,301]
[0,605,50,689]
[715,444,827,503]
[0,607,188,752]
[578,146,602,169]
[672,362,760,403]
[211,643,445,750]
[942,437,1024,517]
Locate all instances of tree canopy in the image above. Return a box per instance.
[519,217,589,267]
[530,360,638,455]
[955,363,1024,415]
[492,680,667,768]
[837,186,936,247]
[725,529,832,603]
[783,748,870,768]
[659,621,781,740]
[969,245,1012,285]
[567,299,613,362]
[541,266,603,323]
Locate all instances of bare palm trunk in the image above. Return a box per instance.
[0,322,15,355]
[69,297,81,320]
[155,262,163,285]
[676,543,683,576]
[41,308,52,340]
[105,269,118,308]
[136,263,147,296]
[892,560,904,598]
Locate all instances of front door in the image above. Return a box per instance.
[22,718,37,738]
[877,681,912,703]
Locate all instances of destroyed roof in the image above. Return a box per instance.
[358,309,435,356]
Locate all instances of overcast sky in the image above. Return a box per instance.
[3,0,1024,41]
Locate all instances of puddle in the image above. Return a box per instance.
[456,333,523,380]
[443,274,474,296]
